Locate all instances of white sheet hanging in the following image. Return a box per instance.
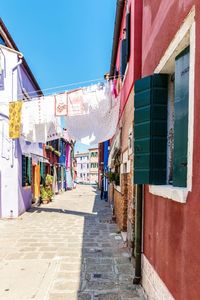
[20,82,119,145]
[63,97,120,145]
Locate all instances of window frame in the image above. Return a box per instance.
[149,9,195,203]
[22,155,32,187]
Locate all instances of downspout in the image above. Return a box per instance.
[109,0,125,77]
[133,184,143,284]
[12,58,23,100]
[133,0,143,285]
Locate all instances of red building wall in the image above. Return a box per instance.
[142,1,200,299]
[115,0,142,114]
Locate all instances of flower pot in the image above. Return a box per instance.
[42,198,49,204]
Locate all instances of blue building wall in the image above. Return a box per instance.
[103,140,109,199]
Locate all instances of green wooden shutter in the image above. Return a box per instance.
[27,157,32,185]
[40,162,45,185]
[126,12,131,62]
[134,74,168,184]
[173,47,190,187]
[120,39,127,76]
[22,155,26,186]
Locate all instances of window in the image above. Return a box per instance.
[120,39,127,77]
[137,10,195,202]
[120,11,131,78]
[167,74,175,184]
[165,47,190,187]
[91,163,98,168]
[22,156,32,187]
[134,47,190,188]
[123,163,127,174]
[40,162,45,185]
[91,152,98,158]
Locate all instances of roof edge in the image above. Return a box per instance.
[0,18,42,95]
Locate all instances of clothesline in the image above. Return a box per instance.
[0,75,123,105]
[8,81,121,145]
[16,74,124,99]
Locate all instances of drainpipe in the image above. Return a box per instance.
[133,184,143,284]
[109,0,125,77]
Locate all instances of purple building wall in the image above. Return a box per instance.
[17,63,41,215]
[17,140,32,215]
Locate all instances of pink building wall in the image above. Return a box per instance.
[142,1,200,299]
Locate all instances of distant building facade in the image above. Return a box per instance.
[89,148,98,184]
[75,152,89,183]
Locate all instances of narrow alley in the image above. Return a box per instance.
[0,185,146,300]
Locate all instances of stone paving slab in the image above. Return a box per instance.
[0,185,146,300]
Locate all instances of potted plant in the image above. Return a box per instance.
[46,185,54,201]
[40,186,50,204]
[106,171,116,183]
[114,173,120,186]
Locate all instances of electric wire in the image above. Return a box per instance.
[16,74,123,98]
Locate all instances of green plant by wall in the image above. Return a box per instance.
[54,150,61,157]
[45,145,54,151]
[106,171,115,182]
[106,171,120,186]
[40,187,48,200]
[45,174,53,186]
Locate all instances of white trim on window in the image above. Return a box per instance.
[122,62,129,87]
[149,185,188,203]
[150,8,195,203]
[115,185,121,193]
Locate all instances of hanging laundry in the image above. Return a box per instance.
[67,89,85,116]
[9,100,23,139]
[63,96,120,145]
[66,169,73,190]
[21,96,63,143]
[66,143,71,169]
[55,93,68,116]
[17,81,120,145]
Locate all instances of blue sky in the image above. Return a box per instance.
[1,0,116,153]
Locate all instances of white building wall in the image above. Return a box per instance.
[76,154,89,183]
[0,49,19,217]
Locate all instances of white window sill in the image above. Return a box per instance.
[149,185,189,203]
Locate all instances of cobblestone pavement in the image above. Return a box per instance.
[0,185,146,300]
